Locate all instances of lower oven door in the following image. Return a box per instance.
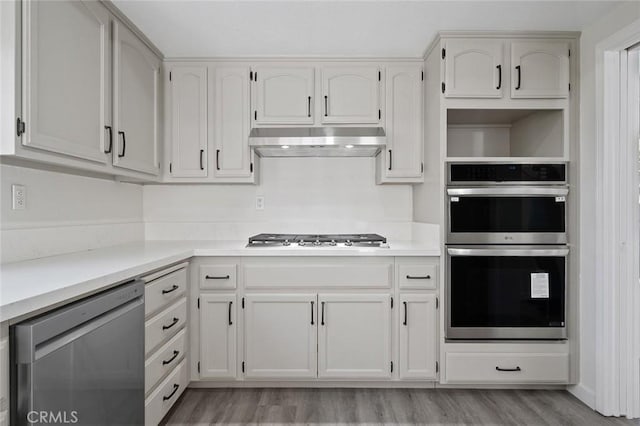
[446,245,568,340]
[447,187,568,244]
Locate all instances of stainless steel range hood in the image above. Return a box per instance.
[249,127,386,157]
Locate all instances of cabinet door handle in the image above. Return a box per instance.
[388,150,392,170]
[324,95,328,117]
[310,301,314,325]
[308,96,312,118]
[162,317,179,330]
[496,366,521,372]
[118,131,126,157]
[403,301,408,326]
[321,301,325,325]
[104,126,113,153]
[406,275,431,280]
[228,301,233,325]
[162,350,180,365]
[163,384,180,401]
[515,65,521,90]
[161,284,179,294]
[496,65,502,90]
[200,149,204,170]
[216,149,220,170]
[205,275,230,280]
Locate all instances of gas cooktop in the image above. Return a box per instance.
[247,233,388,248]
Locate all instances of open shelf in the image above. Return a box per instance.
[446,109,565,159]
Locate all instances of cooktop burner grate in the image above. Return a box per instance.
[247,233,387,247]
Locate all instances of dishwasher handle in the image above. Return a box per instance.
[14,280,144,363]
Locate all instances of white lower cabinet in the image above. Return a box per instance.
[318,294,392,379]
[244,294,317,379]
[145,359,188,426]
[399,294,437,380]
[199,293,237,379]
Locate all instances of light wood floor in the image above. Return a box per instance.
[161,388,639,425]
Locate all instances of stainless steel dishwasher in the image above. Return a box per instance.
[11,280,144,426]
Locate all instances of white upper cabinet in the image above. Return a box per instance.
[169,67,207,178]
[380,66,423,181]
[321,66,381,124]
[318,294,392,379]
[212,67,253,179]
[511,40,570,98]
[113,22,160,175]
[443,39,504,98]
[244,294,317,379]
[21,0,111,163]
[199,294,236,379]
[253,67,315,125]
[399,294,438,380]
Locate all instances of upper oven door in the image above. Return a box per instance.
[446,245,568,340]
[447,187,568,244]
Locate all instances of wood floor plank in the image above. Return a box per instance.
[161,388,640,426]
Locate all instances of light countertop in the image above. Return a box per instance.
[0,240,440,323]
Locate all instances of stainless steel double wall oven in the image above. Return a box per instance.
[446,163,569,340]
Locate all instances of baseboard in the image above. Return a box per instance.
[189,380,437,389]
[569,383,596,409]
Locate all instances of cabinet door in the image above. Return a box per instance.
[113,21,160,175]
[444,39,504,98]
[318,294,391,379]
[253,67,314,125]
[200,294,236,379]
[170,67,207,177]
[399,294,437,380]
[212,67,253,178]
[244,294,317,379]
[382,66,423,180]
[321,66,381,124]
[22,0,111,163]
[511,41,570,98]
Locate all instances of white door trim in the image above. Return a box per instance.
[594,19,640,419]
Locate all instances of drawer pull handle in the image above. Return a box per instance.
[406,275,431,280]
[496,366,521,372]
[162,285,179,294]
[162,317,179,330]
[205,275,230,280]
[162,350,180,365]
[163,384,180,401]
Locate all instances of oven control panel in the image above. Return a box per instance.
[449,163,567,184]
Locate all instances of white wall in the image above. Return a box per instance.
[144,157,414,240]
[574,0,640,408]
[0,164,144,263]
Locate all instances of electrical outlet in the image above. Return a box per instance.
[12,184,26,210]
[255,196,265,210]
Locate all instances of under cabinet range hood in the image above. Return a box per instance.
[249,127,386,157]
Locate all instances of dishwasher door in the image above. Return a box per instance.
[12,280,145,426]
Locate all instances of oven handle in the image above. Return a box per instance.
[447,247,569,257]
[447,187,568,197]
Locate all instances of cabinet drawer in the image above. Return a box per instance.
[200,265,237,289]
[145,358,188,426]
[145,328,187,395]
[445,352,569,384]
[244,261,393,288]
[145,267,187,318]
[398,264,437,289]
[145,298,187,356]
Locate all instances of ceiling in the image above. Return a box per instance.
[113,0,624,58]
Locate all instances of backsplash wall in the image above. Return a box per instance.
[144,157,415,240]
[1,164,144,263]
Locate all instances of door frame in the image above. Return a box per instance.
[593,19,640,419]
